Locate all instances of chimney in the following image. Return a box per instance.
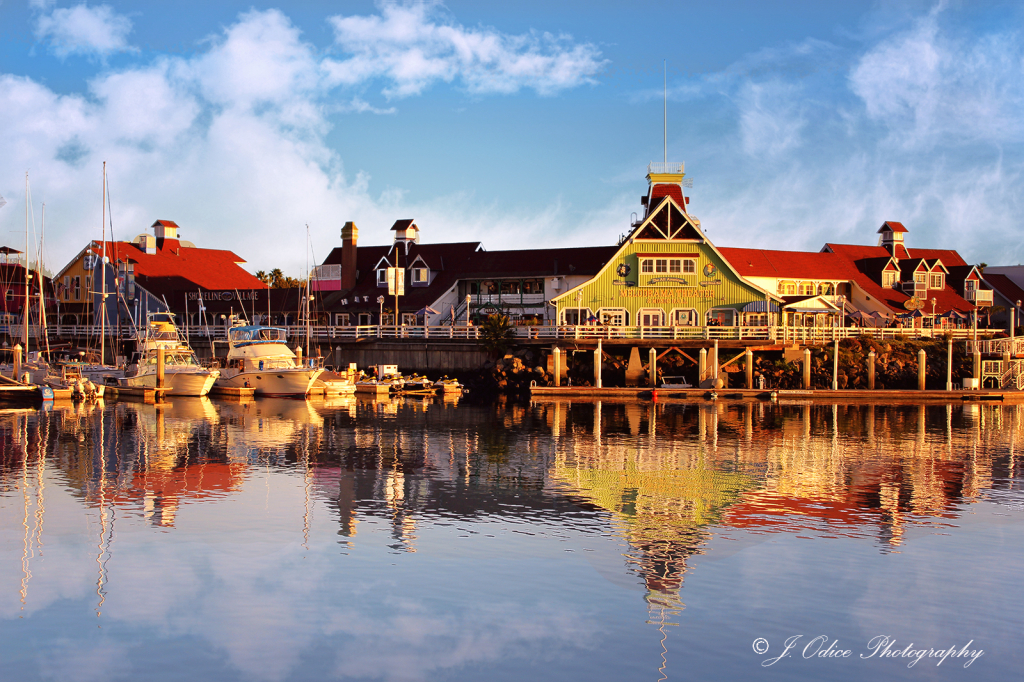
[341,222,358,290]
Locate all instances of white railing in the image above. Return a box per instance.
[469,293,546,306]
[310,264,341,280]
[647,161,684,174]
[966,337,1024,355]
[965,289,994,305]
[37,323,1001,345]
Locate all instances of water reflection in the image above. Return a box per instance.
[0,398,1021,681]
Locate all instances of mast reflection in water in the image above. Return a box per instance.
[1,397,1021,681]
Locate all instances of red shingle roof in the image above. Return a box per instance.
[878,221,908,233]
[91,239,266,293]
[718,247,858,280]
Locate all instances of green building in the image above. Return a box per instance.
[553,163,781,327]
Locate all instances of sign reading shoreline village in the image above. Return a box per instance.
[552,165,779,325]
[186,291,260,302]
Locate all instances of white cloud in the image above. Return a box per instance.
[1,7,606,277]
[849,8,1024,147]
[324,1,606,98]
[34,3,136,60]
[737,80,807,158]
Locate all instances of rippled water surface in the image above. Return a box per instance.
[1,396,1022,681]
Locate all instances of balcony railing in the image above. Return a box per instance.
[965,289,994,305]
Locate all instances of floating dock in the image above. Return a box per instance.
[529,386,1023,403]
[208,385,256,400]
[103,385,170,403]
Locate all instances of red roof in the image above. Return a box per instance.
[91,239,267,292]
[649,183,685,210]
[718,247,858,280]
[151,220,180,228]
[826,243,975,314]
[984,273,1024,305]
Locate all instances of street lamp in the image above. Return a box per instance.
[465,294,472,326]
[931,297,937,330]
[377,295,385,334]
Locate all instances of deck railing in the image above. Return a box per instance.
[36,323,1001,346]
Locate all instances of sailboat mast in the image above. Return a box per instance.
[39,204,49,356]
[100,162,106,366]
[23,172,29,352]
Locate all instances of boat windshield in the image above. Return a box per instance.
[145,353,200,366]
[229,327,286,343]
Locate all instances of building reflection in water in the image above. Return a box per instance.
[0,396,1021,671]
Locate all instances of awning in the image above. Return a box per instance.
[742,301,780,313]
[416,306,439,316]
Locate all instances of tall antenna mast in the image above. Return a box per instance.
[663,59,667,165]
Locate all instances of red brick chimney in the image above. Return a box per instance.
[341,222,358,290]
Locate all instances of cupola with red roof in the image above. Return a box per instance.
[877,221,909,259]
[643,162,690,218]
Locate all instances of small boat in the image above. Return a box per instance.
[433,376,463,394]
[119,313,219,396]
[660,375,692,389]
[400,374,435,394]
[355,364,402,395]
[214,324,323,397]
[313,369,357,396]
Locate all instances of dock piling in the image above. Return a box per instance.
[157,346,165,392]
[649,347,657,388]
[553,347,561,387]
[803,348,811,389]
[868,350,875,390]
[745,349,753,389]
[918,348,927,390]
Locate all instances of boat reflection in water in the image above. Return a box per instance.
[0,399,1021,682]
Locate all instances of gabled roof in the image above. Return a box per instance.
[632,197,703,241]
[825,243,975,314]
[878,221,908,234]
[391,219,415,231]
[151,220,179,228]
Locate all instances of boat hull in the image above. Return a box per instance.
[120,369,219,397]
[216,369,322,397]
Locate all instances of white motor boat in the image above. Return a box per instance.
[214,324,323,397]
[119,313,219,396]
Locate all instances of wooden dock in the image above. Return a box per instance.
[529,386,1024,403]
[103,385,170,403]
[208,385,256,400]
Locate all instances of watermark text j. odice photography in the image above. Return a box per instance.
[752,635,984,669]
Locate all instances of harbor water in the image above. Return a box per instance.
[1,396,1021,681]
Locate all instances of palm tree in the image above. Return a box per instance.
[269,268,284,288]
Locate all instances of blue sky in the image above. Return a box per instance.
[1,1,1023,277]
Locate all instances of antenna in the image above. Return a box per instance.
[663,60,667,165]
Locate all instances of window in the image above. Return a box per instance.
[334,313,350,326]
[377,268,387,286]
[73,276,81,300]
[358,313,372,326]
[655,259,668,273]
[560,308,593,325]
[785,282,796,295]
[85,276,91,293]
[682,259,696,274]
[598,308,627,326]
[882,271,897,288]
[401,313,417,326]
[817,283,833,295]
[63,276,70,301]
[929,273,944,289]
[800,282,815,296]
[411,268,429,284]
[707,308,737,326]
[641,260,653,273]
[669,260,681,273]
[381,314,395,325]
[914,272,927,283]
[4,289,11,302]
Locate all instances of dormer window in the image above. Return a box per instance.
[411,267,429,284]
[882,271,897,288]
[377,269,387,286]
[929,273,944,289]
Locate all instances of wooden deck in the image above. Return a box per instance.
[530,386,1023,403]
